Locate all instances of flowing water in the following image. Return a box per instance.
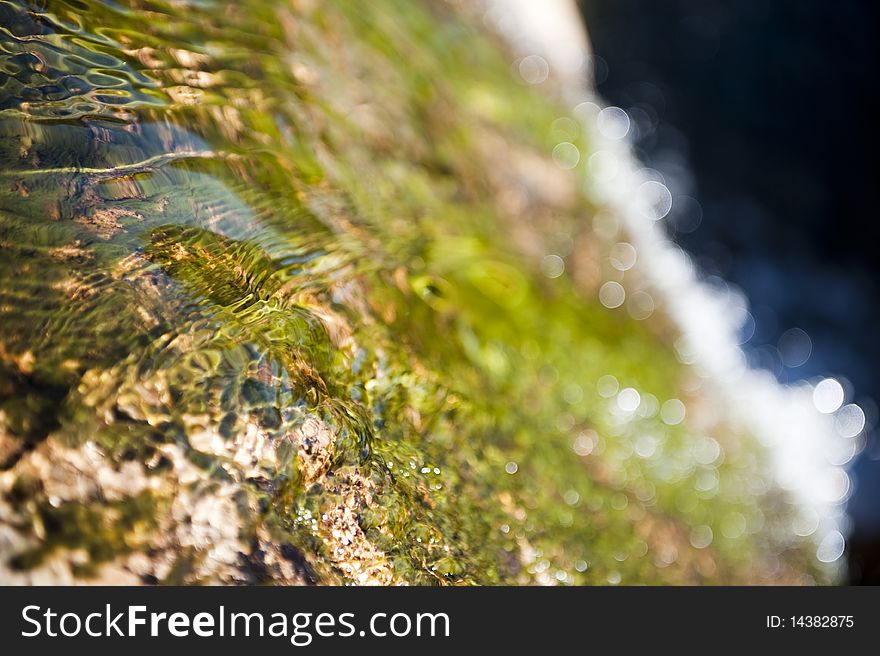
[0,0,839,584]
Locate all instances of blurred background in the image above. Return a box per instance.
[578,0,880,583]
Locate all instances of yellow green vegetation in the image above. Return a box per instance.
[0,0,824,584]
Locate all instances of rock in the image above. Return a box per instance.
[0,0,833,585]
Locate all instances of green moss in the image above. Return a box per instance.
[10,490,161,577]
[0,0,827,584]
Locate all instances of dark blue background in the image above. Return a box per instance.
[579,0,880,582]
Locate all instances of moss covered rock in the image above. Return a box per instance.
[0,0,829,584]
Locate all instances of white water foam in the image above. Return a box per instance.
[485,0,863,569]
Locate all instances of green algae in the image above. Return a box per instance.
[0,0,828,584]
[8,486,161,577]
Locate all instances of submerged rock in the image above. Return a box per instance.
[0,0,837,584]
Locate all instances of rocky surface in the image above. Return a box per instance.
[0,0,831,584]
